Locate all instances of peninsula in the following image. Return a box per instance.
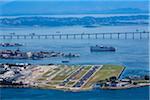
[0,63,149,91]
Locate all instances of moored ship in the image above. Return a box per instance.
[90,45,116,52]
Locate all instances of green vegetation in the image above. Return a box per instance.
[42,70,52,77]
[42,67,63,78]
[40,85,57,89]
[47,81,61,85]
[51,67,78,81]
[37,77,47,81]
[66,81,75,86]
[83,64,125,88]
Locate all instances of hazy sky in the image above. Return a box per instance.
[0,0,149,15]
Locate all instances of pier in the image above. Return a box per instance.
[0,32,149,40]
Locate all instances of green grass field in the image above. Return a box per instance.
[42,70,53,77]
[51,67,78,81]
[66,81,76,87]
[83,64,125,88]
[46,81,61,85]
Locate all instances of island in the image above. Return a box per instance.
[0,49,80,60]
[0,63,149,91]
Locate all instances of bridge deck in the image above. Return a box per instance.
[0,32,149,40]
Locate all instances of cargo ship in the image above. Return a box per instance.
[90,45,116,52]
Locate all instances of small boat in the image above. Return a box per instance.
[90,45,116,52]
[62,60,70,63]
[0,43,23,47]
[83,25,98,28]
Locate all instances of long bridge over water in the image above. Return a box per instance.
[0,32,149,40]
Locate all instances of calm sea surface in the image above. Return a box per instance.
[0,24,149,100]
[0,25,148,35]
[1,87,149,100]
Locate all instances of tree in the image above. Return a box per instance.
[144,75,150,80]
[109,76,117,82]
[133,82,137,85]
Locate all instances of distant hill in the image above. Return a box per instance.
[0,1,148,16]
[0,15,148,27]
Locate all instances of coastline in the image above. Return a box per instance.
[101,84,150,90]
[1,83,150,92]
